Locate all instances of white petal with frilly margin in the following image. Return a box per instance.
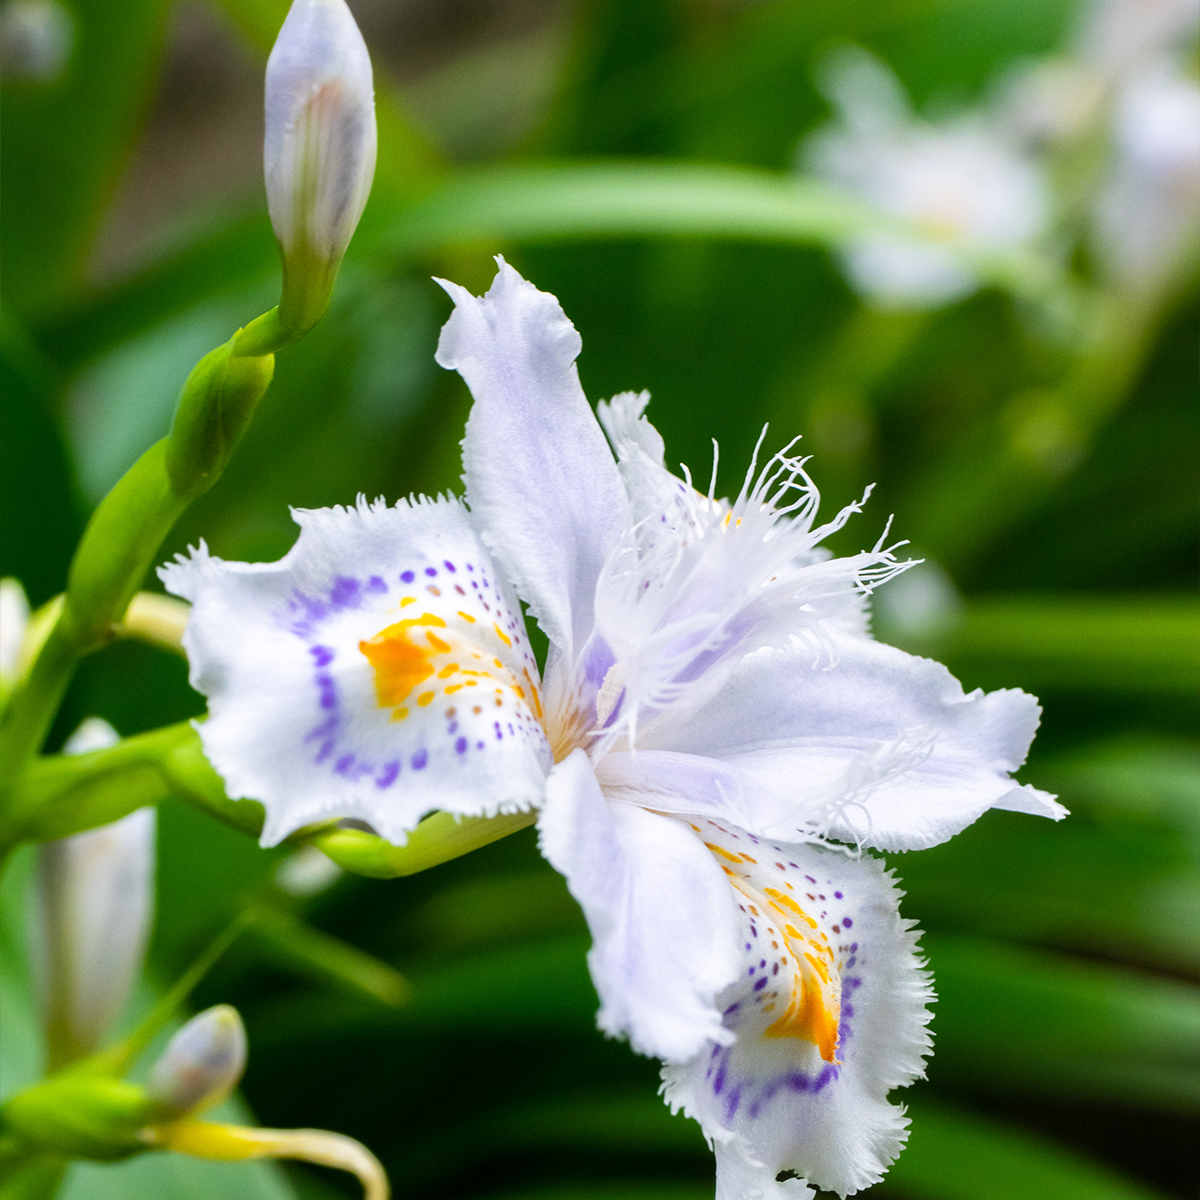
[640,635,1063,851]
[160,497,551,846]
[539,750,743,1062]
[436,260,630,663]
[662,825,933,1198]
[587,395,906,753]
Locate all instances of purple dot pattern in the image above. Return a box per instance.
[239,511,556,834]
[690,818,867,1129]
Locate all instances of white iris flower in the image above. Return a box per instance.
[162,261,1064,1197]
[806,48,1049,309]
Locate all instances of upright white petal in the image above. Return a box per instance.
[539,750,742,1061]
[632,635,1063,851]
[662,827,933,1198]
[265,0,376,267]
[436,260,631,663]
[32,719,156,1066]
[161,497,551,846]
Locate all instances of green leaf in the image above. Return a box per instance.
[880,1095,1171,1200]
[892,595,1199,694]
[1031,738,1200,833]
[923,934,1200,1113]
[1,0,173,315]
[894,808,1200,973]
[379,162,1061,302]
[58,1152,296,1200]
[249,906,412,1008]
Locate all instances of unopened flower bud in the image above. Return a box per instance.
[1,1071,152,1161]
[32,719,156,1070]
[0,576,30,705]
[264,0,376,335]
[147,1005,248,1116]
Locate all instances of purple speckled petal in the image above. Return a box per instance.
[161,496,552,846]
[661,828,932,1199]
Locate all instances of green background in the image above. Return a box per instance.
[1,0,1196,1197]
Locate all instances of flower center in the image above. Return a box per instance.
[359,611,542,723]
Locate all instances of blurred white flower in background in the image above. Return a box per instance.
[1001,0,1199,296]
[1078,0,1199,81]
[1093,56,1200,292]
[0,0,72,83]
[804,46,1050,309]
[0,577,31,707]
[31,718,157,1069]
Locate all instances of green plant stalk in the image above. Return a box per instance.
[251,905,412,1006]
[1,724,197,851]
[0,1151,67,1200]
[7,720,540,877]
[0,310,298,843]
[97,908,259,1075]
[309,812,539,877]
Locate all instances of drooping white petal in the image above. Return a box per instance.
[636,636,1062,851]
[32,718,156,1065]
[160,496,552,847]
[715,1144,816,1200]
[538,750,742,1062]
[662,824,933,1198]
[264,0,376,264]
[436,260,631,662]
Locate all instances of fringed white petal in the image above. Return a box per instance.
[585,399,906,754]
[539,750,742,1062]
[639,635,1062,851]
[160,496,551,846]
[662,827,933,1198]
[436,259,630,663]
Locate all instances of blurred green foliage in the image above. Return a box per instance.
[1,0,1196,1197]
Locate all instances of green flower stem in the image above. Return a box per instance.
[309,812,540,878]
[1,724,194,851]
[0,310,294,841]
[6,719,539,877]
[277,242,340,342]
[0,1151,67,1200]
[98,908,258,1075]
[251,906,411,1007]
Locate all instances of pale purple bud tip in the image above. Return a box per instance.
[148,1005,248,1115]
[264,0,376,271]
